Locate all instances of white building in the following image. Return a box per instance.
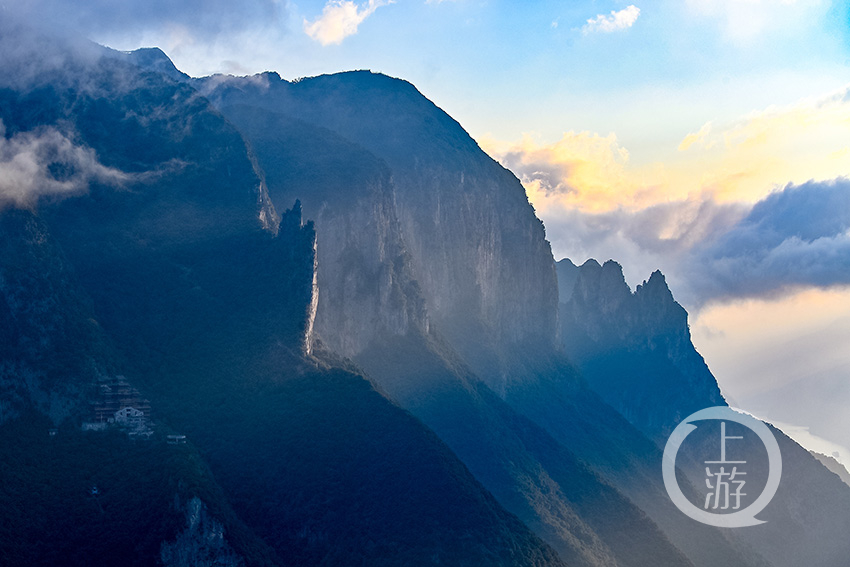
[114,406,146,428]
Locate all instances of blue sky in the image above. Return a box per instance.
[87,0,850,156]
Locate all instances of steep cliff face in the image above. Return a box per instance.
[197,71,559,393]
[0,34,575,567]
[187,71,703,567]
[218,104,427,358]
[558,258,725,440]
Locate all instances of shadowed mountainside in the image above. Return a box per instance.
[0,32,572,567]
[193,67,761,567]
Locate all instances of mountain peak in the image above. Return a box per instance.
[559,258,726,439]
[555,258,579,303]
[600,259,628,286]
[635,269,675,304]
[122,47,189,83]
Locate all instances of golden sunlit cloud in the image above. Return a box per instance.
[697,87,850,202]
[480,131,659,214]
[483,84,850,215]
[677,122,712,152]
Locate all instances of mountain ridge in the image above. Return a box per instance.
[3,33,849,567]
[0,34,572,566]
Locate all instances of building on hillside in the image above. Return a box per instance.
[114,406,146,427]
[82,376,152,432]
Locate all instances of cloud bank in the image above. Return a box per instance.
[0,121,129,209]
[486,82,850,307]
[533,178,850,308]
[688,178,850,303]
[304,0,393,46]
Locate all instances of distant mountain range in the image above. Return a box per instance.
[0,24,848,567]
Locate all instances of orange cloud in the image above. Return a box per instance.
[483,84,850,215]
[480,131,655,214]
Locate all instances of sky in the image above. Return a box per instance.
[5,0,850,462]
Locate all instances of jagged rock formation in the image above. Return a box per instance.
[217,105,427,358]
[558,258,726,440]
[556,257,850,567]
[196,71,559,395]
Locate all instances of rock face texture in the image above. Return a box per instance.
[218,105,428,358]
[160,497,245,567]
[0,32,575,567]
[198,71,559,394]
[5,31,850,567]
[557,258,726,440]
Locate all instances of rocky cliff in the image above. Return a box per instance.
[558,258,726,439]
[190,69,709,567]
[197,71,559,394]
[217,104,427,358]
[0,28,573,567]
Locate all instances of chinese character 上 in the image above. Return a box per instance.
[704,421,747,510]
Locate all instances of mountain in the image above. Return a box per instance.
[195,70,559,395]
[557,257,850,567]
[0,28,572,567]
[185,67,794,567]
[4,25,850,567]
[557,258,726,441]
[189,70,715,567]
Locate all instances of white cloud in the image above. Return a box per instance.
[582,5,640,34]
[0,121,129,209]
[304,0,393,46]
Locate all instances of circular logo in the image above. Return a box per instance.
[662,406,782,528]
